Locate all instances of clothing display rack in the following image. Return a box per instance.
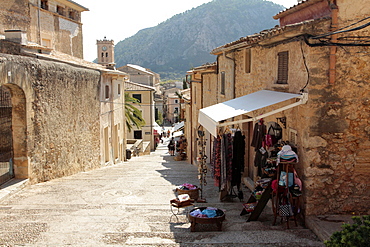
[211,127,245,203]
[272,162,299,228]
[243,182,272,222]
[197,127,207,202]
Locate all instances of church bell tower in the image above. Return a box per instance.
[97,37,115,69]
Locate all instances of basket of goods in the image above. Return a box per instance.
[175,183,200,200]
[188,207,225,232]
[170,194,194,208]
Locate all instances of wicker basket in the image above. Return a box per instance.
[176,187,200,200]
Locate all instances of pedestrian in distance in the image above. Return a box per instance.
[168,137,175,156]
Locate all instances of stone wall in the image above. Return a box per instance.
[0,0,30,35]
[0,53,101,183]
[304,35,370,215]
[229,18,370,215]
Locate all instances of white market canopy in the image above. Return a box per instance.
[198,90,308,137]
[153,122,162,134]
[173,121,185,132]
[173,130,184,137]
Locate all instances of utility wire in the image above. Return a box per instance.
[299,40,310,93]
[312,17,370,39]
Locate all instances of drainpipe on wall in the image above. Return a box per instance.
[37,0,42,45]
[329,0,338,85]
[110,78,114,164]
[188,74,193,164]
[150,91,153,151]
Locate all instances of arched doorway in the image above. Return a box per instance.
[0,84,28,184]
[0,86,13,184]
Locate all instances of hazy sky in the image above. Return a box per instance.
[76,0,300,61]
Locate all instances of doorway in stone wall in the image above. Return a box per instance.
[0,85,13,185]
[0,84,28,184]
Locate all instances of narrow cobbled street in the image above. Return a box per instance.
[0,138,323,246]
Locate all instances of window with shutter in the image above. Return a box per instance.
[221,71,225,95]
[277,51,289,84]
[245,49,251,73]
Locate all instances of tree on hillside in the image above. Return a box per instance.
[175,91,183,122]
[125,93,146,132]
[183,79,188,89]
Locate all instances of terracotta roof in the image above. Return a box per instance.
[273,0,323,20]
[187,62,217,74]
[181,88,191,101]
[210,18,324,55]
[23,49,128,76]
[126,64,155,75]
[125,81,155,91]
[66,0,89,11]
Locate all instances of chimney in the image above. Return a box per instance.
[4,30,27,45]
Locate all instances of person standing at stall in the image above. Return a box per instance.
[168,137,175,156]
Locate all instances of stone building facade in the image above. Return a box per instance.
[0,0,88,59]
[186,63,217,165]
[125,81,156,151]
[117,64,160,87]
[0,50,101,183]
[186,0,370,217]
[0,0,128,184]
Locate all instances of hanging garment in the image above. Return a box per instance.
[231,131,245,187]
[211,135,222,187]
[251,122,266,151]
[220,133,233,190]
[254,149,268,177]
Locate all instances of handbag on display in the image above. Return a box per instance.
[279,202,293,217]
[278,192,293,217]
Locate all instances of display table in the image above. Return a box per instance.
[188,207,225,232]
[170,198,194,222]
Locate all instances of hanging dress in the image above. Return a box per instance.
[211,135,222,187]
[231,131,245,188]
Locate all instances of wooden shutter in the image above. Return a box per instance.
[277,51,289,84]
[221,71,225,95]
[245,49,251,73]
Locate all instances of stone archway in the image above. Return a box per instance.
[1,83,28,180]
[0,85,13,184]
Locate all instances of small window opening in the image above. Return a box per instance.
[245,49,251,73]
[41,0,48,10]
[105,85,109,99]
[69,11,75,20]
[132,94,142,103]
[57,6,64,16]
[221,71,225,95]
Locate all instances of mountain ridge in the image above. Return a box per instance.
[114,0,285,80]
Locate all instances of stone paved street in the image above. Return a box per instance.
[0,139,324,246]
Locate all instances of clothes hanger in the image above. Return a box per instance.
[224,126,232,134]
[218,128,223,137]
